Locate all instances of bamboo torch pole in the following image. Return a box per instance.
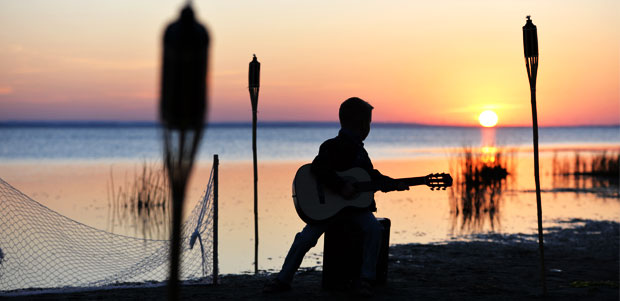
[249,54,261,274]
[523,15,546,296]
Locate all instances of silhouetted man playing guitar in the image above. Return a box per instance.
[264,97,408,297]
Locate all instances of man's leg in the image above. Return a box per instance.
[277,223,328,284]
[350,211,382,281]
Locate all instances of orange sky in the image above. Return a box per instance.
[0,0,618,126]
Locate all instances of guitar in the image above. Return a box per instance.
[292,164,452,224]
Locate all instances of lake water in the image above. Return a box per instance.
[1,122,619,161]
[1,123,619,276]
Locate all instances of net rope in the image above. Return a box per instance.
[0,165,215,293]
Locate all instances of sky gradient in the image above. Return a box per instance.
[0,0,618,126]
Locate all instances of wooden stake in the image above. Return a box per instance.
[213,154,219,284]
[252,108,259,274]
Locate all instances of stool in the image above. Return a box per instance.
[322,217,391,290]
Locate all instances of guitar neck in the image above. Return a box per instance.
[355,177,427,192]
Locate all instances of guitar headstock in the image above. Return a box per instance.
[425,173,453,190]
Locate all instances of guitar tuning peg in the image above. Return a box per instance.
[442,187,447,190]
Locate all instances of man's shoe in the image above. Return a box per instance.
[263,278,291,293]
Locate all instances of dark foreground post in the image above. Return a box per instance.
[523,15,546,295]
[160,4,209,300]
[248,54,261,274]
[213,154,219,285]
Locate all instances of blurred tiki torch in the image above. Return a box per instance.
[161,4,209,300]
[249,54,260,274]
[523,15,546,295]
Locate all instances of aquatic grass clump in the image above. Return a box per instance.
[461,147,510,186]
[449,147,516,233]
[107,161,171,239]
[552,150,619,198]
[553,151,619,177]
[580,151,618,178]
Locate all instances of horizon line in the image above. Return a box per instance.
[1,120,619,129]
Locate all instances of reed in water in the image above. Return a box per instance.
[107,161,171,239]
[552,150,619,198]
[449,147,516,233]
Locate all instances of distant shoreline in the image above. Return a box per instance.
[1,120,619,129]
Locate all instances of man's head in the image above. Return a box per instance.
[339,97,373,140]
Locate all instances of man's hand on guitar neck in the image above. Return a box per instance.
[380,178,410,193]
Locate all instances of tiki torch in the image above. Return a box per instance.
[523,15,546,295]
[249,54,260,274]
[161,4,209,300]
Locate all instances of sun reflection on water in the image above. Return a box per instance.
[481,146,497,164]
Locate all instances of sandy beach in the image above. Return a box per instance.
[3,219,618,300]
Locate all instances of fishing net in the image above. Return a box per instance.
[0,163,216,293]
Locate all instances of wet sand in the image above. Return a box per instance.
[4,219,618,300]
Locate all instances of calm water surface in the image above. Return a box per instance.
[1,122,619,161]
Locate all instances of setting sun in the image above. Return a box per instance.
[479,110,499,127]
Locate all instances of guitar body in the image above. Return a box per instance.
[293,164,374,224]
[292,164,451,224]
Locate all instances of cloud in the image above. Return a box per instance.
[0,86,14,95]
[65,57,155,71]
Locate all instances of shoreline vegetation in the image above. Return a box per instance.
[449,147,515,233]
[553,151,619,178]
[4,219,618,300]
[550,151,619,198]
[107,161,171,240]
